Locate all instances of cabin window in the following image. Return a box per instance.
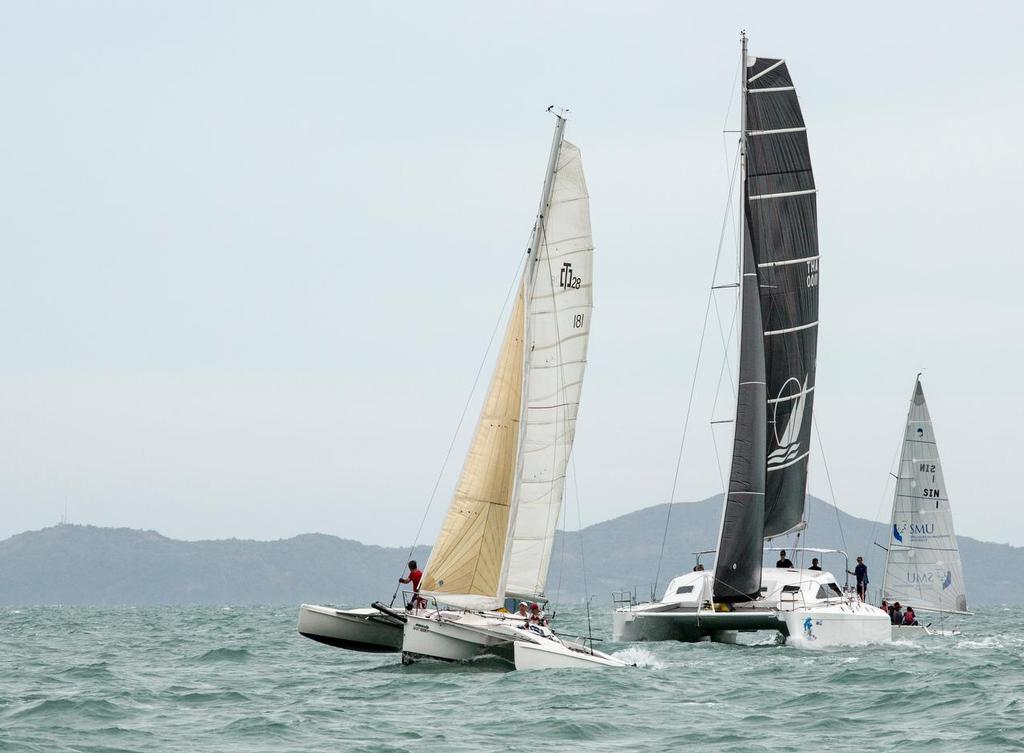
[781,585,801,593]
[815,583,843,599]
[675,585,694,595]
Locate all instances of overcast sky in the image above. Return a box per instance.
[1,2,1021,552]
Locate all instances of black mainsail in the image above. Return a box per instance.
[714,36,820,601]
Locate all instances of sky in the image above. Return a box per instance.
[1,2,1021,550]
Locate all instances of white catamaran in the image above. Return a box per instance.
[880,375,970,638]
[399,112,624,669]
[613,34,890,647]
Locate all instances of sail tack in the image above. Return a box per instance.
[882,378,968,614]
[744,56,820,538]
[505,140,594,600]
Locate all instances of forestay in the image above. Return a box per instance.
[882,377,968,614]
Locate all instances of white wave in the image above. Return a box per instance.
[612,646,665,669]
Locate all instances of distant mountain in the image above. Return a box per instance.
[1,496,1020,607]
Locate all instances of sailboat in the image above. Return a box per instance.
[613,34,890,647]
[880,374,970,637]
[397,112,625,669]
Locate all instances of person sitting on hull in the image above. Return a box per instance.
[517,601,529,619]
[902,606,919,626]
[529,602,547,626]
[776,550,794,568]
[809,558,822,571]
[398,560,426,609]
[890,601,904,625]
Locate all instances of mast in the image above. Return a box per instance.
[495,112,568,603]
[713,32,768,602]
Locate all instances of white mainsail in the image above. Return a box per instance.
[504,140,593,600]
[420,119,593,610]
[881,376,969,614]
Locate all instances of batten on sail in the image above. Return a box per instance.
[882,377,969,614]
[419,286,525,606]
[505,140,594,600]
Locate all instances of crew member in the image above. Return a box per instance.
[776,550,794,568]
[847,556,868,601]
[399,560,426,609]
[809,558,822,571]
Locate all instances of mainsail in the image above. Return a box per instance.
[881,377,968,614]
[420,117,593,609]
[714,38,820,601]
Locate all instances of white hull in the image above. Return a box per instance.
[782,602,892,647]
[514,639,627,670]
[891,624,960,639]
[401,612,521,663]
[297,604,404,653]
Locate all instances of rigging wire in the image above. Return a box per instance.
[811,414,848,556]
[570,453,595,651]
[652,142,742,594]
[389,251,527,606]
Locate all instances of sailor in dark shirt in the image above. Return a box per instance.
[809,558,822,571]
[775,550,794,568]
[847,556,868,601]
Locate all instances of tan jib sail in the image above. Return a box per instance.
[419,285,525,608]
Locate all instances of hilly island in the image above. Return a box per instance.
[2,496,1020,607]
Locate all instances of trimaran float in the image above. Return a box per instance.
[299,111,626,670]
[880,374,970,638]
[613,33,891,647]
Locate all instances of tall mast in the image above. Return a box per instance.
[739,30,748,252]
[495,111,567,603]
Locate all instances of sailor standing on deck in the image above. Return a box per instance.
[847,556,868,601]
[399,560,425,609]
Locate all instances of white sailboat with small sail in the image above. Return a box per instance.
[880,374,970,638]
[398,111,625,669]
[613,33,889,647]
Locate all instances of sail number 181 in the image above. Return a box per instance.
[573,313,585,329]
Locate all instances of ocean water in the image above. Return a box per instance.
[1,605,1021,752]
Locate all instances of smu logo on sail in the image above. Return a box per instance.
[904,569,953,590]
[892,522,936,543]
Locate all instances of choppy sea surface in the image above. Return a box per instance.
[1,605,1021,752]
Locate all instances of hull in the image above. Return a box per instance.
[891,624,959,639]
[297,604,403,653]
[782,603,891,647]
[401,613,518,663]
[514,639,627,670]
[613,606,780,643]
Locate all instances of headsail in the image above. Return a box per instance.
[504,139,594,600]
[881,377,968,614]
[714,38,819,601]
[419,287,525,609]
[421,116,593,609]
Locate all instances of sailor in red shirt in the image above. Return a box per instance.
[399,560,426,609]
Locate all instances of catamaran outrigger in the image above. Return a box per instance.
[613,33,890,647]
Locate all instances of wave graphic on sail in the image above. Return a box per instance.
[767,376,809,468]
